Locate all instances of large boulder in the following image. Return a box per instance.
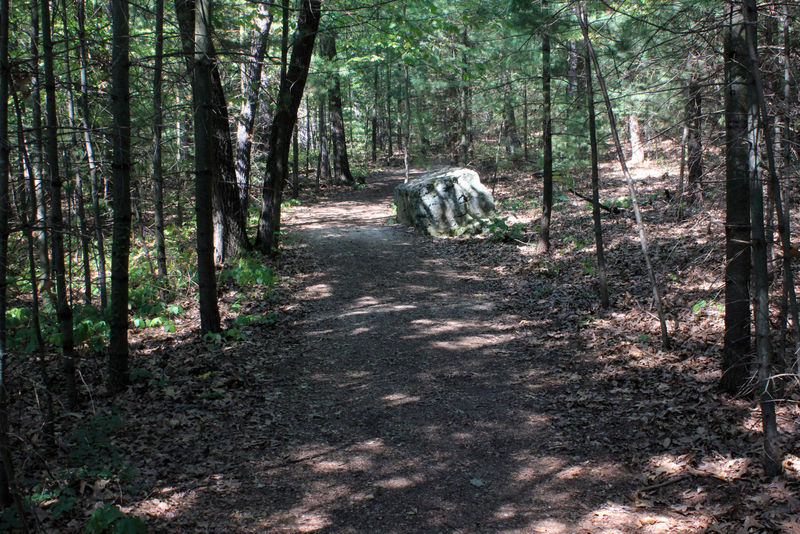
[394,167,495,236]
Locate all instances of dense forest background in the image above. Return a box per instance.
[1,0,799,531]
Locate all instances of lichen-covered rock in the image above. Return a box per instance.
[393,167,495,236]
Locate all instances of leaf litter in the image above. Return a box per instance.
[7,162,800,533]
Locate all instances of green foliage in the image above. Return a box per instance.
[69,409,126,477]
[5,303,108,353]
[86,503,146,534]
[692,300,723,314]
[612,196,632,209]
[219,255,276,287]
[281,198,301,210]
[0,503,26,531]
[233,312,278,327]
[487,217,526,243]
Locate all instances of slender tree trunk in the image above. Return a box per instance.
[686,80,703,204]
[319,30,354,185]
[0,0,12,506]
[403,64,411,183]
[292,123,300,199]
[577,1,670,349]
[741,0,781,476]
[30,0,49,282]
[628,113,644,164]
[16,92,54,448]
[176,93,187,229]
[721,4,752,394]
[782,2,800,367]
[108,0,132,391]
[503,71,520,158]
[371,65,378,162]
[61,5,92,307]
[153,0,168,280]
[174,0,249,264]
[538,3,553,254]
[318,98,331,185]
[255,0,321,255]
[194,0,221,334]
[78,0,106,316]
[386,59,392,159]
[584,33,609,309]
[235,3,272,212]
[43,0,79,406]
[460,26,469,166]
[523,86,528,162]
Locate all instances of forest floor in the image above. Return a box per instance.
[14,162,800,533]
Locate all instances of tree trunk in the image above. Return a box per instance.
[628,113,645,164]
[60,6,92,307]
[721,4,752,394]
[194,0,221,334]
[174,0,249,264]
[577,1,670,349]
[403,64,411,183]
[503,72,520,158]
[584,31,609,309]
[235,3,272,212]
[538,5,553,254]
[291,123,300,199]
[686,80,703,204]
[371,64,378,162]
[460,26,470,166]
[319,30,354,185]
[108,0,132,391]
[255,0,321,255]
[0,0,12,506]
[30,0,49,282]
[43,0,79,406]
[152,0,168,280]
[386,59,392,159]
[317,97,331,185]
[522,86,528,162]
[741,0,781,476]
[79,0,106,315]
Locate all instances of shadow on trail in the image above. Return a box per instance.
[145,170,751,533]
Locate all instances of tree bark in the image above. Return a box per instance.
[577,1,670,349]
[503,71,520,159]
[108,0,132,391]
[194,0,221,334]
[538,3,553,254]
[152,0,167,280]
[30,0,49,282]
[255,0,321,254]
[628,113,644,164]
[371,64,378,162]
[43,0,79,405]
[317,97,331,185]
[291,123,300,199]
[0,0,11,506]
[741,0,781,476]
[174,0,249,264]
[583,30,609,309]
[686,80,703,204]
[721,4,752,394]
[319,30,354,185]
[460,26,470,165]
[78,0,106,316]
[235,3,272,213]
[60,5,92,307]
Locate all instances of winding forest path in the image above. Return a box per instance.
[241,170,640,533]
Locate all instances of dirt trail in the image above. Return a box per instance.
[232,170,633,533]
[147,169,720,533]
